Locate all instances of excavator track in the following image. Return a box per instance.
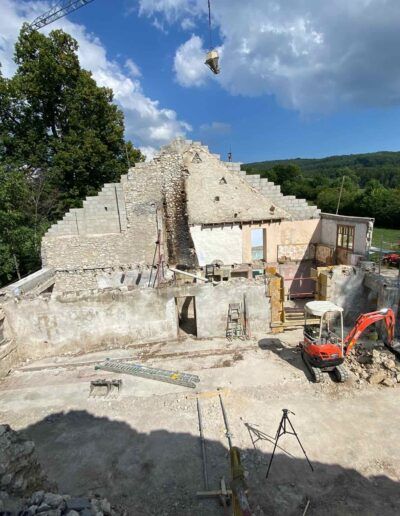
[333,364,349,383]
[301,350,324,383]
[310,366,324,383]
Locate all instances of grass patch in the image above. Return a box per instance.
[372,227,400,250]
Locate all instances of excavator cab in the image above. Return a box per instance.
[304,301,344,348]
[301,301,348,383]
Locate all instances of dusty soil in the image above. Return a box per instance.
[1,329,400,515]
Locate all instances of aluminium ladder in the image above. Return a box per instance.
[95,360,200,388]
[226,303,244,340]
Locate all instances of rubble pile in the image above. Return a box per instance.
[0,425,124,515]
[0,424,48,496]
[0,490,122,516]
[19,491,119,516]
[347,343,400,387]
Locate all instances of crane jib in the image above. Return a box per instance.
[28,0,96,31]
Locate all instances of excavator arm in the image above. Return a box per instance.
[344,308,395,356]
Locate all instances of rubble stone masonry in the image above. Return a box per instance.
[41,138,320,290]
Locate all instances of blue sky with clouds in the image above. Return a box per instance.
[2,0,400,162]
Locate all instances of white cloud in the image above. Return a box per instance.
[139,0,400,113]
[138,0,201,23]
[174,34,209,87]
[124,58,141,78]
[0,0,191,157]
[199,121,231,136]
[181,18,195,31]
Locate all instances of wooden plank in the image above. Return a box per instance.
[196,490,233,498]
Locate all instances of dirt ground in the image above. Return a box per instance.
[1,329,400,515]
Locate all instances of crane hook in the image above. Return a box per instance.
[205,0,220,74]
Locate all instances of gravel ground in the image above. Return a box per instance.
[1,330,400,515]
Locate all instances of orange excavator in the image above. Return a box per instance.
[300,301,398,383]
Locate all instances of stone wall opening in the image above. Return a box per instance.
[251,228,265,261]
[175,296,197,337]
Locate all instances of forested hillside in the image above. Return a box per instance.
[244,152,400,228]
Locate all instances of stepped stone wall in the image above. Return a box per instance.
[41,138,322,290]
[224,162,320,220]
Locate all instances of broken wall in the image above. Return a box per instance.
[1,280,270,367]
[2,289,178,361]
[364,273,400,332]
[52,267,153,292]
[180,281,270,339]
[40,138,325,291]
[320,266,375,324]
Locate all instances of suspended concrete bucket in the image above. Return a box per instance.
[205,49,220,74]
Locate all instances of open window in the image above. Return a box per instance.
[251,228,265,261]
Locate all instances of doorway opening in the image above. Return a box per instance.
[176,296,197,337]
[251,228,265,261]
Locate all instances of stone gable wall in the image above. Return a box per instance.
[41,138,322,290]
[184,146,289,225]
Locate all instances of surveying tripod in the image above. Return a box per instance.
[266,409,314,479]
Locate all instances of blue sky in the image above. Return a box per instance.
[2,0,400,162]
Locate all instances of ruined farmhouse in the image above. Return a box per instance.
[1,138,397,379]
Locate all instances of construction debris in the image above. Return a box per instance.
[89,379,122,398]
[95,360,200,389]
[0,424,125,515]
[0,424,49,497]
[11,491,121,516]
[347,342,400,386]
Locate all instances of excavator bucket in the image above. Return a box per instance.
[205,49,220,74]
[89,379,122,398]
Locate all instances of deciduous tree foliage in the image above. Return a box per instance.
[246,159,400,228]
[0,26,144,286]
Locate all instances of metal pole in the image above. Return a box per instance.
[197,398,209,490]
[378,235,383,275]
[207,0,213,49]
[218,393,251,516]
[125,142,131,169]
[286,416,314,473]
[219,393,233,450]
[265,417,284,479]
[336,175,345,215]
[12,253,21,280]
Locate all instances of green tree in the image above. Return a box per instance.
[0,26,144,285]
[359,182,400,227]
[316,184,361,216]
[0,165,39,285]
